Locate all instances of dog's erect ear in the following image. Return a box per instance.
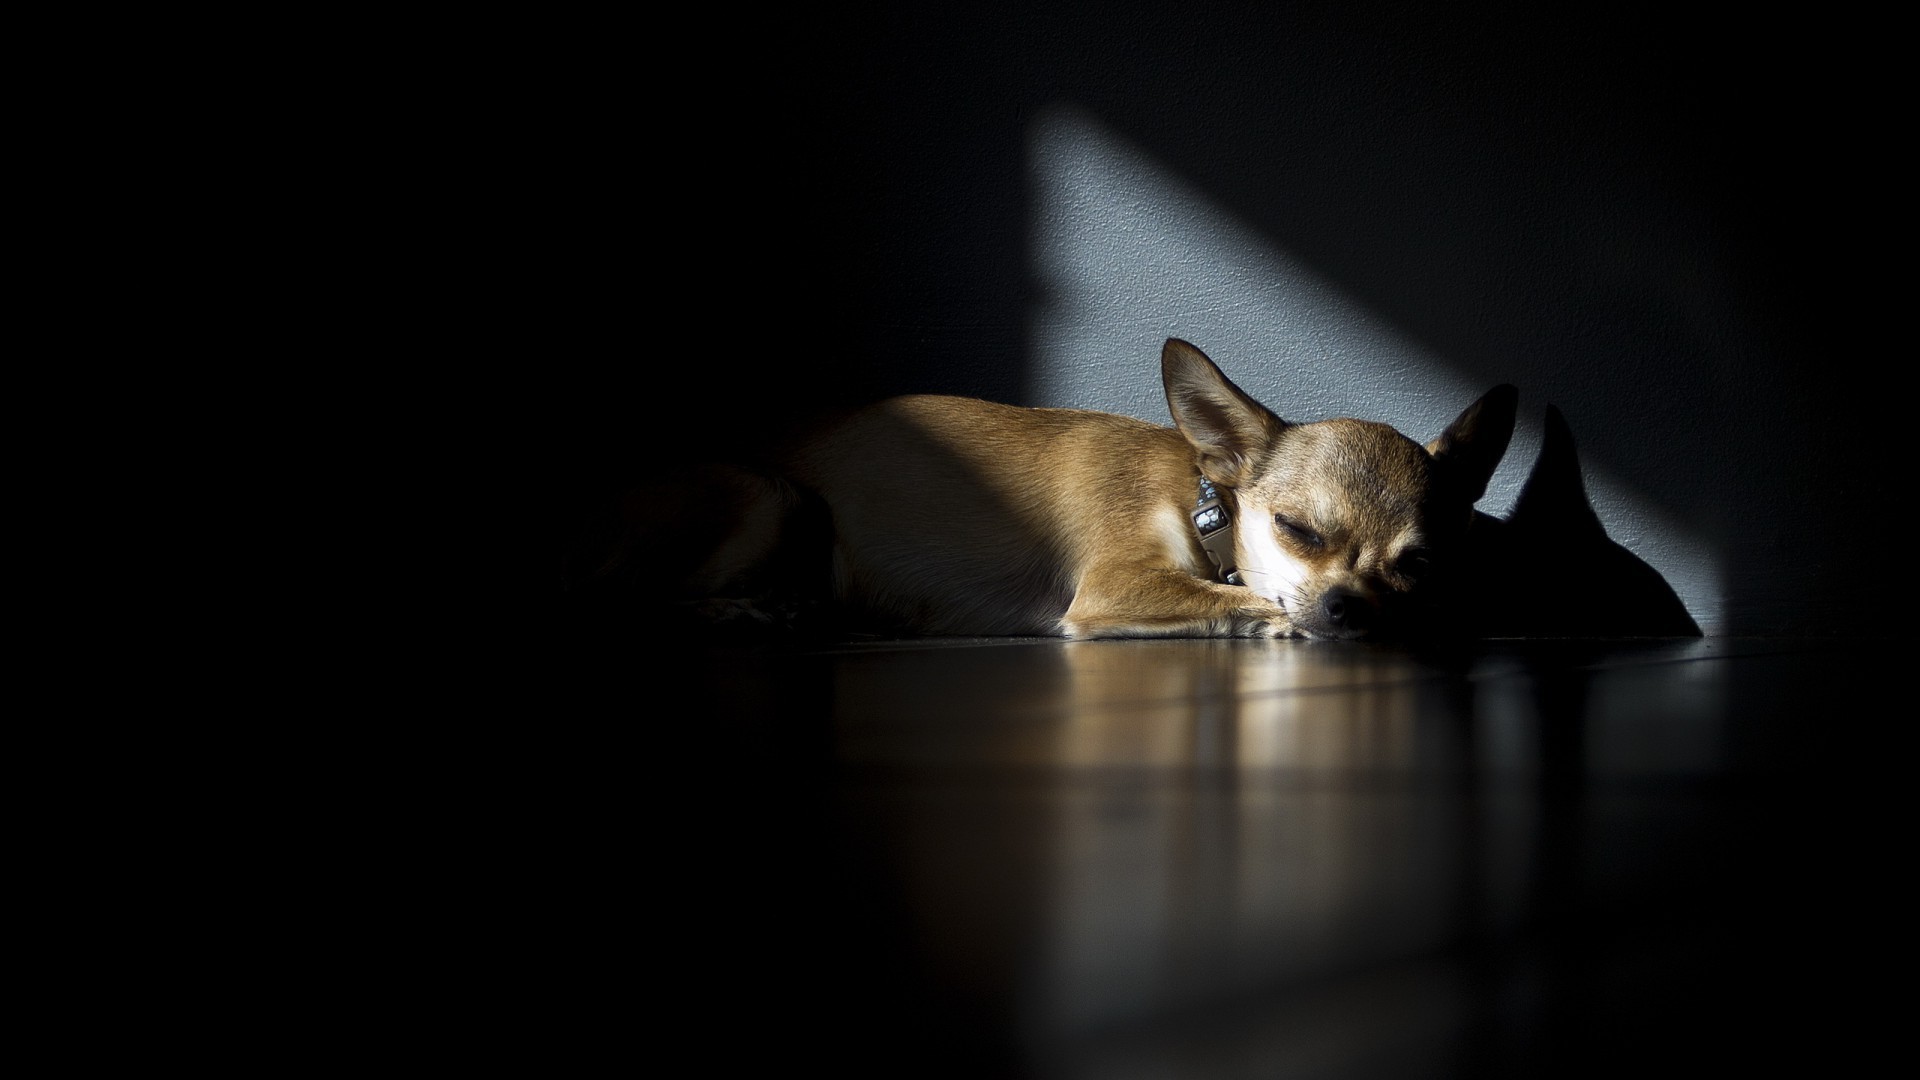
[1162,339,1287,486]
[1425,383,1518,503]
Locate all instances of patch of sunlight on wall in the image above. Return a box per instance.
[1025,103,1723,634]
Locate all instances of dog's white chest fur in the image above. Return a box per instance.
[1231,493,1310,609]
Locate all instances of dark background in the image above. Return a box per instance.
[468,2,1902,637]
[377,7,1909,1072]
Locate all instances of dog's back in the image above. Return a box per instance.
[782,395,1201,635]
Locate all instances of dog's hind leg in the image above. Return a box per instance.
[571,463,831,636]
[675,465,808,599]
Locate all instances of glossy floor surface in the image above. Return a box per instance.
[514,634,1899,1078]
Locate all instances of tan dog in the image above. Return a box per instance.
[648,339,1517,640]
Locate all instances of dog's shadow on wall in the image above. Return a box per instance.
[1471,404,1699,638]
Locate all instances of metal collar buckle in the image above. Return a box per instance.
[1191,477,1242,586]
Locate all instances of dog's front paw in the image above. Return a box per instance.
[1263,616,1304,639]
[1235,602,1300,639]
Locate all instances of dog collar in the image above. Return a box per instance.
[1191,477,1242,586]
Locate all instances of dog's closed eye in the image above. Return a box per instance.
[1393,549,1432,582]
[1275,515,1324,549]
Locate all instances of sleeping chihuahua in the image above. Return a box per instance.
[652,339,1517,640]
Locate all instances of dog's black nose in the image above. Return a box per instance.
[1321,588,1375,634]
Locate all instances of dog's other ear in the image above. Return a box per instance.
[1426,383,1518,503]
[1162,339,1287,486]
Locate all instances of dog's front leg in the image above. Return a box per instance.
[1061,565,1298,640]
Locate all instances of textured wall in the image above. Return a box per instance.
[1026,104,1719,629]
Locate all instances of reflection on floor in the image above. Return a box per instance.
[502,635,1899,1078]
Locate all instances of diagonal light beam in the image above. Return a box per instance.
[1027,103,1720,632]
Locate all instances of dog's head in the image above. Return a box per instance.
[1164,338,1517,640]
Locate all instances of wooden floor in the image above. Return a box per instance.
[504,633,1900,1078]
